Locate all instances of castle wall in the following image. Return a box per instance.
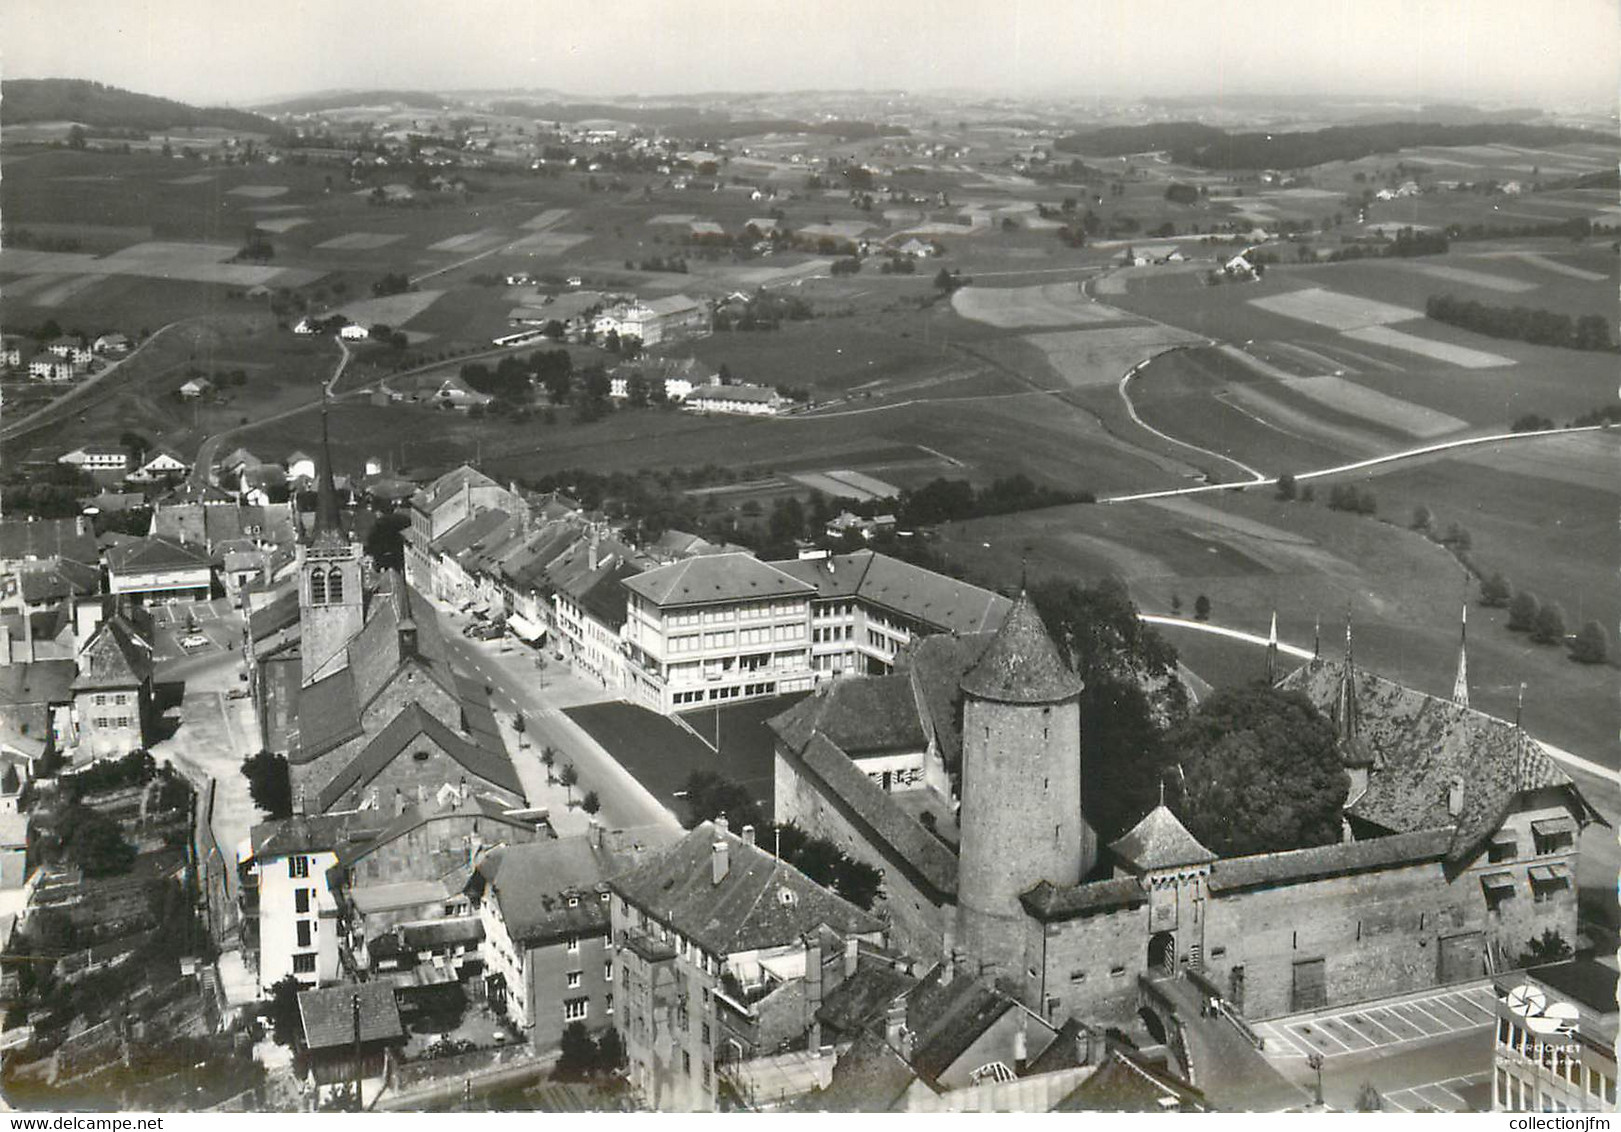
[774,746,950,962]
[1025,902,1151,1027]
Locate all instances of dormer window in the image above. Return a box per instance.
[412,750,430,762]
[778,888,797,907]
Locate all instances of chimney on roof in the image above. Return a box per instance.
[395,786,404,817]
[843,935,859,980]
[1448,777,1465,819]
[588,530,599,573]
[1013,1022,1029,1075]
[588,818,602,851]
[940,921,956,986]
[715,816,729,836]
[884,997,913,1062]
[741,824,755,845]
[458,774,467,806]
[711,838,730,885]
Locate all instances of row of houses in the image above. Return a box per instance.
[3,333,132,384]
[403,465,1010,715]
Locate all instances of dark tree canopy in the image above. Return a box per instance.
[1030,577,1187,842]
[1164,686,1349,858]
[242,751,292,819]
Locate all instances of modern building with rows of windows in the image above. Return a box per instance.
[1494,960,1617,1113]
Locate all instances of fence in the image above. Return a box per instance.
[191,777,237,946]
[391,1041,532,1092]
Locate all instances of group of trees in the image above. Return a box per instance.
[1426,294,1615,352]
[1482,573,1608,662]
[1325,484,1378,515]
[899,474,1092,527]
[371,272,412,298]
[242,751,293,819]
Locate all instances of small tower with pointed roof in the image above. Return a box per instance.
[955,592,1094,980]
[298,407,365,684]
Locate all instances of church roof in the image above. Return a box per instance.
[310,411,347,548]
[959,592,1083,704]
[1108,804,1216,873]
[315,701,522,812]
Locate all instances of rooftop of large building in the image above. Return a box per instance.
[772,552,1012,637]
[621,551,812,608]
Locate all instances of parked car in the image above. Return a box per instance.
[180,634,210,649]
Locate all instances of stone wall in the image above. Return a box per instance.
[774,746,949,963]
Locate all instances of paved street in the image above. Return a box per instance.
[433,600,679,835]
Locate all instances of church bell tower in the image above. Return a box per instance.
[299,409,364,683]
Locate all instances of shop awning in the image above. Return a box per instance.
[508,614,545,642]
[1480,872,1516,892]
[1531,817,1576,837]
[1528,864,1570,884]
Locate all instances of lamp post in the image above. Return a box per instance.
[1307,1051,1324,1108]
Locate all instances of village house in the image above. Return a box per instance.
[127,450,190,483]
[46,338,93,367]
[93,333,132,356]
[296,981,406,1105]
[246,812,368,994]
[58,445,129,474]
[611,819,886,1111]
[682,384,784,417]
[178,377,213,400]
[70,604,155,761]
[474,823,675,1053]
[104,536,213,603]
[28,358,74,384]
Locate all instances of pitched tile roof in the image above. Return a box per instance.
[1278,658,1596,861]
[72,613,154,690]
[297,981,404,1051]
[290,664,362,764]
[1207,827,1453,893]
[414,464,501,515]
[250,811,387,859]
[105,535,211,575]
[1055,1049,1206,1112]
[611,820,883,955]
[481,832,672,947]
[960,592,1084,704]
[814,1028,917,1111]
[1108,805,1216,873]
[0,518,97,566]
[768,675,925,757]
[316,702,521,812]
[621,552,813,607]
[815,952,920,1037]
[1020,876,1149,921]
[18,560,98,604]
[773,552,1012,637]
[898,631,995,776]
[904,970,1025,1085]
[796,733,957,897]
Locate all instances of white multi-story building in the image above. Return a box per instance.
[247,815,362,994]
[621,554,818,714]
[1494,960,1617,1112]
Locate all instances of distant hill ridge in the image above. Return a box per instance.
[1,78,283,134]
[1054,119,1612,169]
[253,89,456,114]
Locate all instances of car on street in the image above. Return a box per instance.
[180,634,210,649]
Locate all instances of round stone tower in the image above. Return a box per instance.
[954,592,1095,977]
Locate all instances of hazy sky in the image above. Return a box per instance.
[3,0,1616,110]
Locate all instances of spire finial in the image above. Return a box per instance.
[1158,777,1165,808]
[1265,610,1279,685]
[1451,603,1470,709]
[1515,682,1525,728]
[1313,614,1321,660]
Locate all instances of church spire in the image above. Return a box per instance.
[1265,610,1279,685]
[312,396,344,544]
[1335,610,1358,744]
[1451,604,1470,709]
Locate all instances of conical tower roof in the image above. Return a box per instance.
[959,591,1084,704]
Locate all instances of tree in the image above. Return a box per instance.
[1165,686,1349,857]
[933,268,961,293]
[1275,473,1296,502]
[1531,601,1567,645]
[1355,1083,1384,1112]
[679,770,765,832]
[1441,523,1471,551]
[1570,620,1610,664]
[559,762,579,806]
[582,790,601,815]
[1410,505,1433,532]
[363,511,412,572]
[119,431,153,462]
[241,751,292,819]
[67,124,88,150]
[774,822,883,909]
[266,975,306,1049]
[1193,594,1211,622]
[1479,573,1512,608]
[63,805,136,876]
[541,746,557,783]
[1507,590,1541,632]
[554,1022,598,1081]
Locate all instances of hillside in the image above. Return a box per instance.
[0,79,282,135]
[254,89,458,114]
[1055,119,1610,169]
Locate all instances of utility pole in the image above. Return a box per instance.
[351,991,362,1112]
